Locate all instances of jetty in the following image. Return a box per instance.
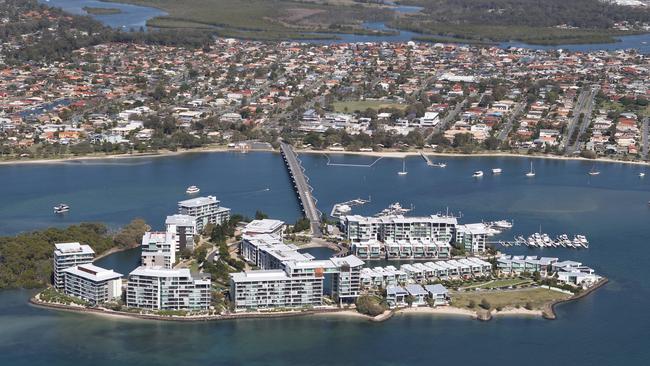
[280,142,323,237]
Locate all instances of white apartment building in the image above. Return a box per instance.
[230,270,324,311]
[341,214,457,244]
[230,255,364,311]
[240,234,314,270]
[141,231,176,269]
[165,214,197,251]
[178,195,230,233]
[241,219,284,238]
[126,266,211,311]
[53,242,95,289]
[455,223,488,253]
[62,263,122,305]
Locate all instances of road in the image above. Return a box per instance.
[496,100,527,141]
[426,97,468,141]
[566,86,599,155]
[560,89,590,152]
[280,142,323,238]
[642,117,649,160]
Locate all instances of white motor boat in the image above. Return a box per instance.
[492,168,502,174]
[186,185,200,194]
[54,203,70,214]
[472,170,484,178]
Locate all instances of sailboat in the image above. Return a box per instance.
[525,162,535,177]
[398,159,408,176]
[588,165,600,176]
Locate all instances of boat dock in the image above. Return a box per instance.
[420,152,446,167]
[330,198,370,218]
[280,142,322,237]
[492,233,589,249]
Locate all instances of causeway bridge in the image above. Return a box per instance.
[280,142,323,237]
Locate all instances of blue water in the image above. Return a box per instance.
[1,152,650,365]
[38,0,167,30]
[0,152,298,235]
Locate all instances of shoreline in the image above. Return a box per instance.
[30,279,605,323]
[93,244,139,261]
[543,277,609,320]
[1,145,648,167]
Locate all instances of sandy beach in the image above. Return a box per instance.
[0,145,648,167]
[395,306,478,318]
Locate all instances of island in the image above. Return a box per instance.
[19,193,606,323]
[82,6,123,15]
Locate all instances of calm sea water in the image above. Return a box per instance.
[1,152,650,365]
[37,0,167,30]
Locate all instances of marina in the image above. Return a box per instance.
[497,233,590,249]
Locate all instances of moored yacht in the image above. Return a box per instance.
[492,168,502,174]
[398,160,408,176]
[588,165,600,176]
[525,162,535,177]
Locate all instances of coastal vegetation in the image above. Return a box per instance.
[394,0,650,44]
[108,0,393,39]
[450,288,570,311]
[0,219,149,289]
[355,294,388,316]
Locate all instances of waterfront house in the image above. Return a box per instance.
[424,284,450,306]
[386,285,408,308]
[405,284,428,307]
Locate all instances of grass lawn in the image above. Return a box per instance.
[333,100,406,113]
[451,288,570,310]
[472,278,534,289]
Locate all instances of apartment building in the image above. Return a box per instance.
[230,254,365,310]
[241,219,284,238]
[229,270,324,311]
[341,213,487,256]
[177,195,230,233]
[53,242,95,289]
[165,214,197,251]
[341,214,457,244]
[126,266,211,311]
[240,234,314,270]
[455,223,489,253]
[62,263,122,305]
[141,231,176,269]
